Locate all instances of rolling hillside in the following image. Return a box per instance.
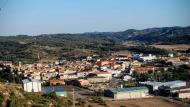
[0,26,189,63]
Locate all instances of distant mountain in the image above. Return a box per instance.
[3,26,189,44]
[118,26,190,44]
[89,26,190,44]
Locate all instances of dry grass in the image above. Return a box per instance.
[82,97,188,107]
[105,98,187,107]
[151,44,190,51]
[112,50,132,57]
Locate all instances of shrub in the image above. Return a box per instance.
[76,98,86,106]
[42,92,58,100]
[88,104,93,107]
[0,93,4,106]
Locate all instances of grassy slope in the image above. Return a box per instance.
[0,82,73,107]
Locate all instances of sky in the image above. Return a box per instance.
[0,0,190,36]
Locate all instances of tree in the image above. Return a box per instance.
[42,92,58,100]
[0,93,4,106]
[7,100,16,107]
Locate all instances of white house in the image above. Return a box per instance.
[22,79,41,92]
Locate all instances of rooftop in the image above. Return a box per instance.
[91,71,111,75]
[140,80,186,87]
[177,90,190,93]
[42,86,66,93]
[22,78,40,84]
[109,86,148,94]
[171,86,190,91]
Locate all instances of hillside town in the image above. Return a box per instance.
[0,51,190,106]
[1,0,190,106]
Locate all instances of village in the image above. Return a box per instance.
[1,51,190,106]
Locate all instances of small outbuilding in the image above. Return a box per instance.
[22,79,41,92]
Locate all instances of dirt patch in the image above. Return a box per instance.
[112,50,132,57]
[105,98,187,107]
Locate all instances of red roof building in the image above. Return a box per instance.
[96,60,116,67]
[134,66,154,73]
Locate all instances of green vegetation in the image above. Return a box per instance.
[90,96,107,106]
[76,98,86,107]
[156,65,190,82]
[133,64,190,82]
[42,92,58,100]
[133,71,152,82]
[0,64,24,83]
[127,45,169,55]
[0,86,73,107]
[0,34,121,63]
[121,26,190,44]
[122,81,138,87]
[0,26,190,63]
[0,93,4,106]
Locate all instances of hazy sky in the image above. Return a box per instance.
[0,0,190,35]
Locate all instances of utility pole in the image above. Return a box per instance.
[73,88,75,107]
[109,47,110,56]
[37,52,40,60]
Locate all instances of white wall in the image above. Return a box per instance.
[114,91,148,99]
[179,93,190,98]
[25,82,33,92]
[24,81,41,92]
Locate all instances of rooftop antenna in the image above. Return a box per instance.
[37,52,40,60]
[109,47,111,56]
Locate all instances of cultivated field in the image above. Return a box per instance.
[151,44,190,51]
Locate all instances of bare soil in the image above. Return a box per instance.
[84,97,188,107]
[151,44,190,51]
[105,98,188,107]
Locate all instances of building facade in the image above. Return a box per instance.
[105,86,149,99]
[22,79,41,92]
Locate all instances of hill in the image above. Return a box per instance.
[0,33,125,63]
[0,26,190,63]
[119,26,190,44]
